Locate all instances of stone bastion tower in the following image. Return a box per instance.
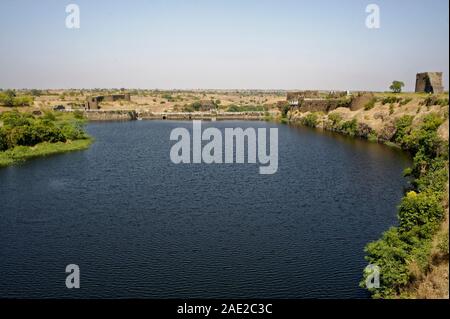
[415,72,444,94]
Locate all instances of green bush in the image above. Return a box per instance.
[381,96,402,105]
[301,113,319,128]
[226,105,267,112]
[0,128,8,151]
[400,97,413,106]
[363,227,411,298]
[226,104,241,112]
[42,111,57,122]
[60,122,87,140]
[414,156,449,194]
[401,114,444,170]
[7,126,35,147]
[340,119,358,136]
[182,105,195,112]
[73,110,85,120]
[328,112,343,127]
[0,91,34,107]
[364,98,377,110]
[438,233,449,256]
[421,96,449,107]
[393,115,414,144]
[31,121,66,144]
[0,90,16,106]
[398,191,443,233]
[0,110,88,152]
[389,104,394,115]
[279,103,291,118]
[0,110,33,127]
[13,96,34,106]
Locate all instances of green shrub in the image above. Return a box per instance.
[0,110,33,127]
[421,96,449,107]
[400,97,413,106]
[0,110,87,150]
[340,119,358,136]
[0,91,34,107]
[328,112,343,127]
[7,126,35,147]
[33,121,66,144]
[301,113,319,128]
[73,110,84,120]
[368,132,378,142]
[183,105,195,112]
[414,157,449,194]
[0,90,16,106]
[60,122,87,140]
[398,191,443,233]
[42,111,57,122]
[401,114,444,160]
[226,104,240,112]
[389,104,394,115]
[227,105,267,112]
[393,115,414,144]
[363,227,411,298]
[279,103,291,118]
[381,96,402,105]
[13,96,34,106]
[0,127,8,151]
[364,98,377,110]
[438,233,449,256]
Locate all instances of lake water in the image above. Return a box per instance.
[0,121,411,299]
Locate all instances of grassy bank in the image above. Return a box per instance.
[0,138,93,167]
[287,93,449,299]
[0,109,92,168]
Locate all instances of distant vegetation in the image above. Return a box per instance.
[0,90,34,107]
[226,105,268,112]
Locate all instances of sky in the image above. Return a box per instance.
[0,0,448,91]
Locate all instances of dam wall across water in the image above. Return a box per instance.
[79,110,271,121]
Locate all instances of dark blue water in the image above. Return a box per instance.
[0,121,411,299]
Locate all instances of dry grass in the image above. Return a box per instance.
[407,214,449,299]
[0,89,285,113]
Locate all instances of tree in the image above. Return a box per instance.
[390,81,405,93]
[30,89,42,97]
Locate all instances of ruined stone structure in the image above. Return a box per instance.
[415,72,444,94]
[85,94,131,110]
[286,90,351,112]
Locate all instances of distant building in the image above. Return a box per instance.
[415,72,444,94]
[85,94,131,110]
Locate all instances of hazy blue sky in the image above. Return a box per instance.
[0,0,448,90]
